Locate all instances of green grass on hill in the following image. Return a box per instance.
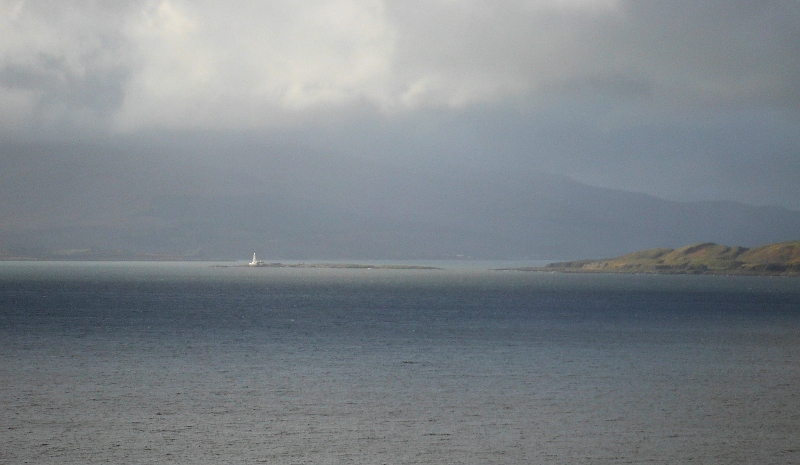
[542,241,800,275]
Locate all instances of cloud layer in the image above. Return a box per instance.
[2,0,797,132]
[1,0,798,218]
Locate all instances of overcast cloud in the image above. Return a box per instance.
[1,1,799,219]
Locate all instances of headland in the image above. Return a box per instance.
[501,241,800,276]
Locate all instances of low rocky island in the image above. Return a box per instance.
[504,241,800,276]
[220,262,443,270]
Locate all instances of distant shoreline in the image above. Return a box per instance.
[496,266,798,277]
[0,258,442,270]
[0,253,205,262]
[214,263,443,270]
[4,241,798,276]
[498,241,800,277]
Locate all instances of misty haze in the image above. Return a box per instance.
[1,1,798,259]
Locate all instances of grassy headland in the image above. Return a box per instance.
[510,241,800,276]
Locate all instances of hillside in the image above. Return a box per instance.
[525,241,800,276]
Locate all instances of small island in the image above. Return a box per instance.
[504,241,800,276]
[201,255,441,270]
[248,263,441,270]
[224,253,441,270]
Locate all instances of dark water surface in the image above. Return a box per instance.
[2,262,799,464]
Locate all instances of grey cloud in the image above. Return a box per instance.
[541,75,653,99]
[3,0,798,132]
[0,1,137,134]
[616,1,800,105]
[0,49,131,114]
[387,0,800,111]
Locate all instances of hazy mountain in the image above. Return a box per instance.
[2,146,798,260]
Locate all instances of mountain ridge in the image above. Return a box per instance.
[2,153,799,260]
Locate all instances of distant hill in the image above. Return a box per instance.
[2,146,799,260]
[0,248,198,262]
[526,241,800,275]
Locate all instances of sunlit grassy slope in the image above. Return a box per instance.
[542,241,800,275]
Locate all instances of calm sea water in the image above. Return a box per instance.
[1,262,799,464]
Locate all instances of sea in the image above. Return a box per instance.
[1,261,799,464]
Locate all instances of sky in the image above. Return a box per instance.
[1,0,799,232]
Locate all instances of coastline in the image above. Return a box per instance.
[496,265,800,277]
[498,241,800,277]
